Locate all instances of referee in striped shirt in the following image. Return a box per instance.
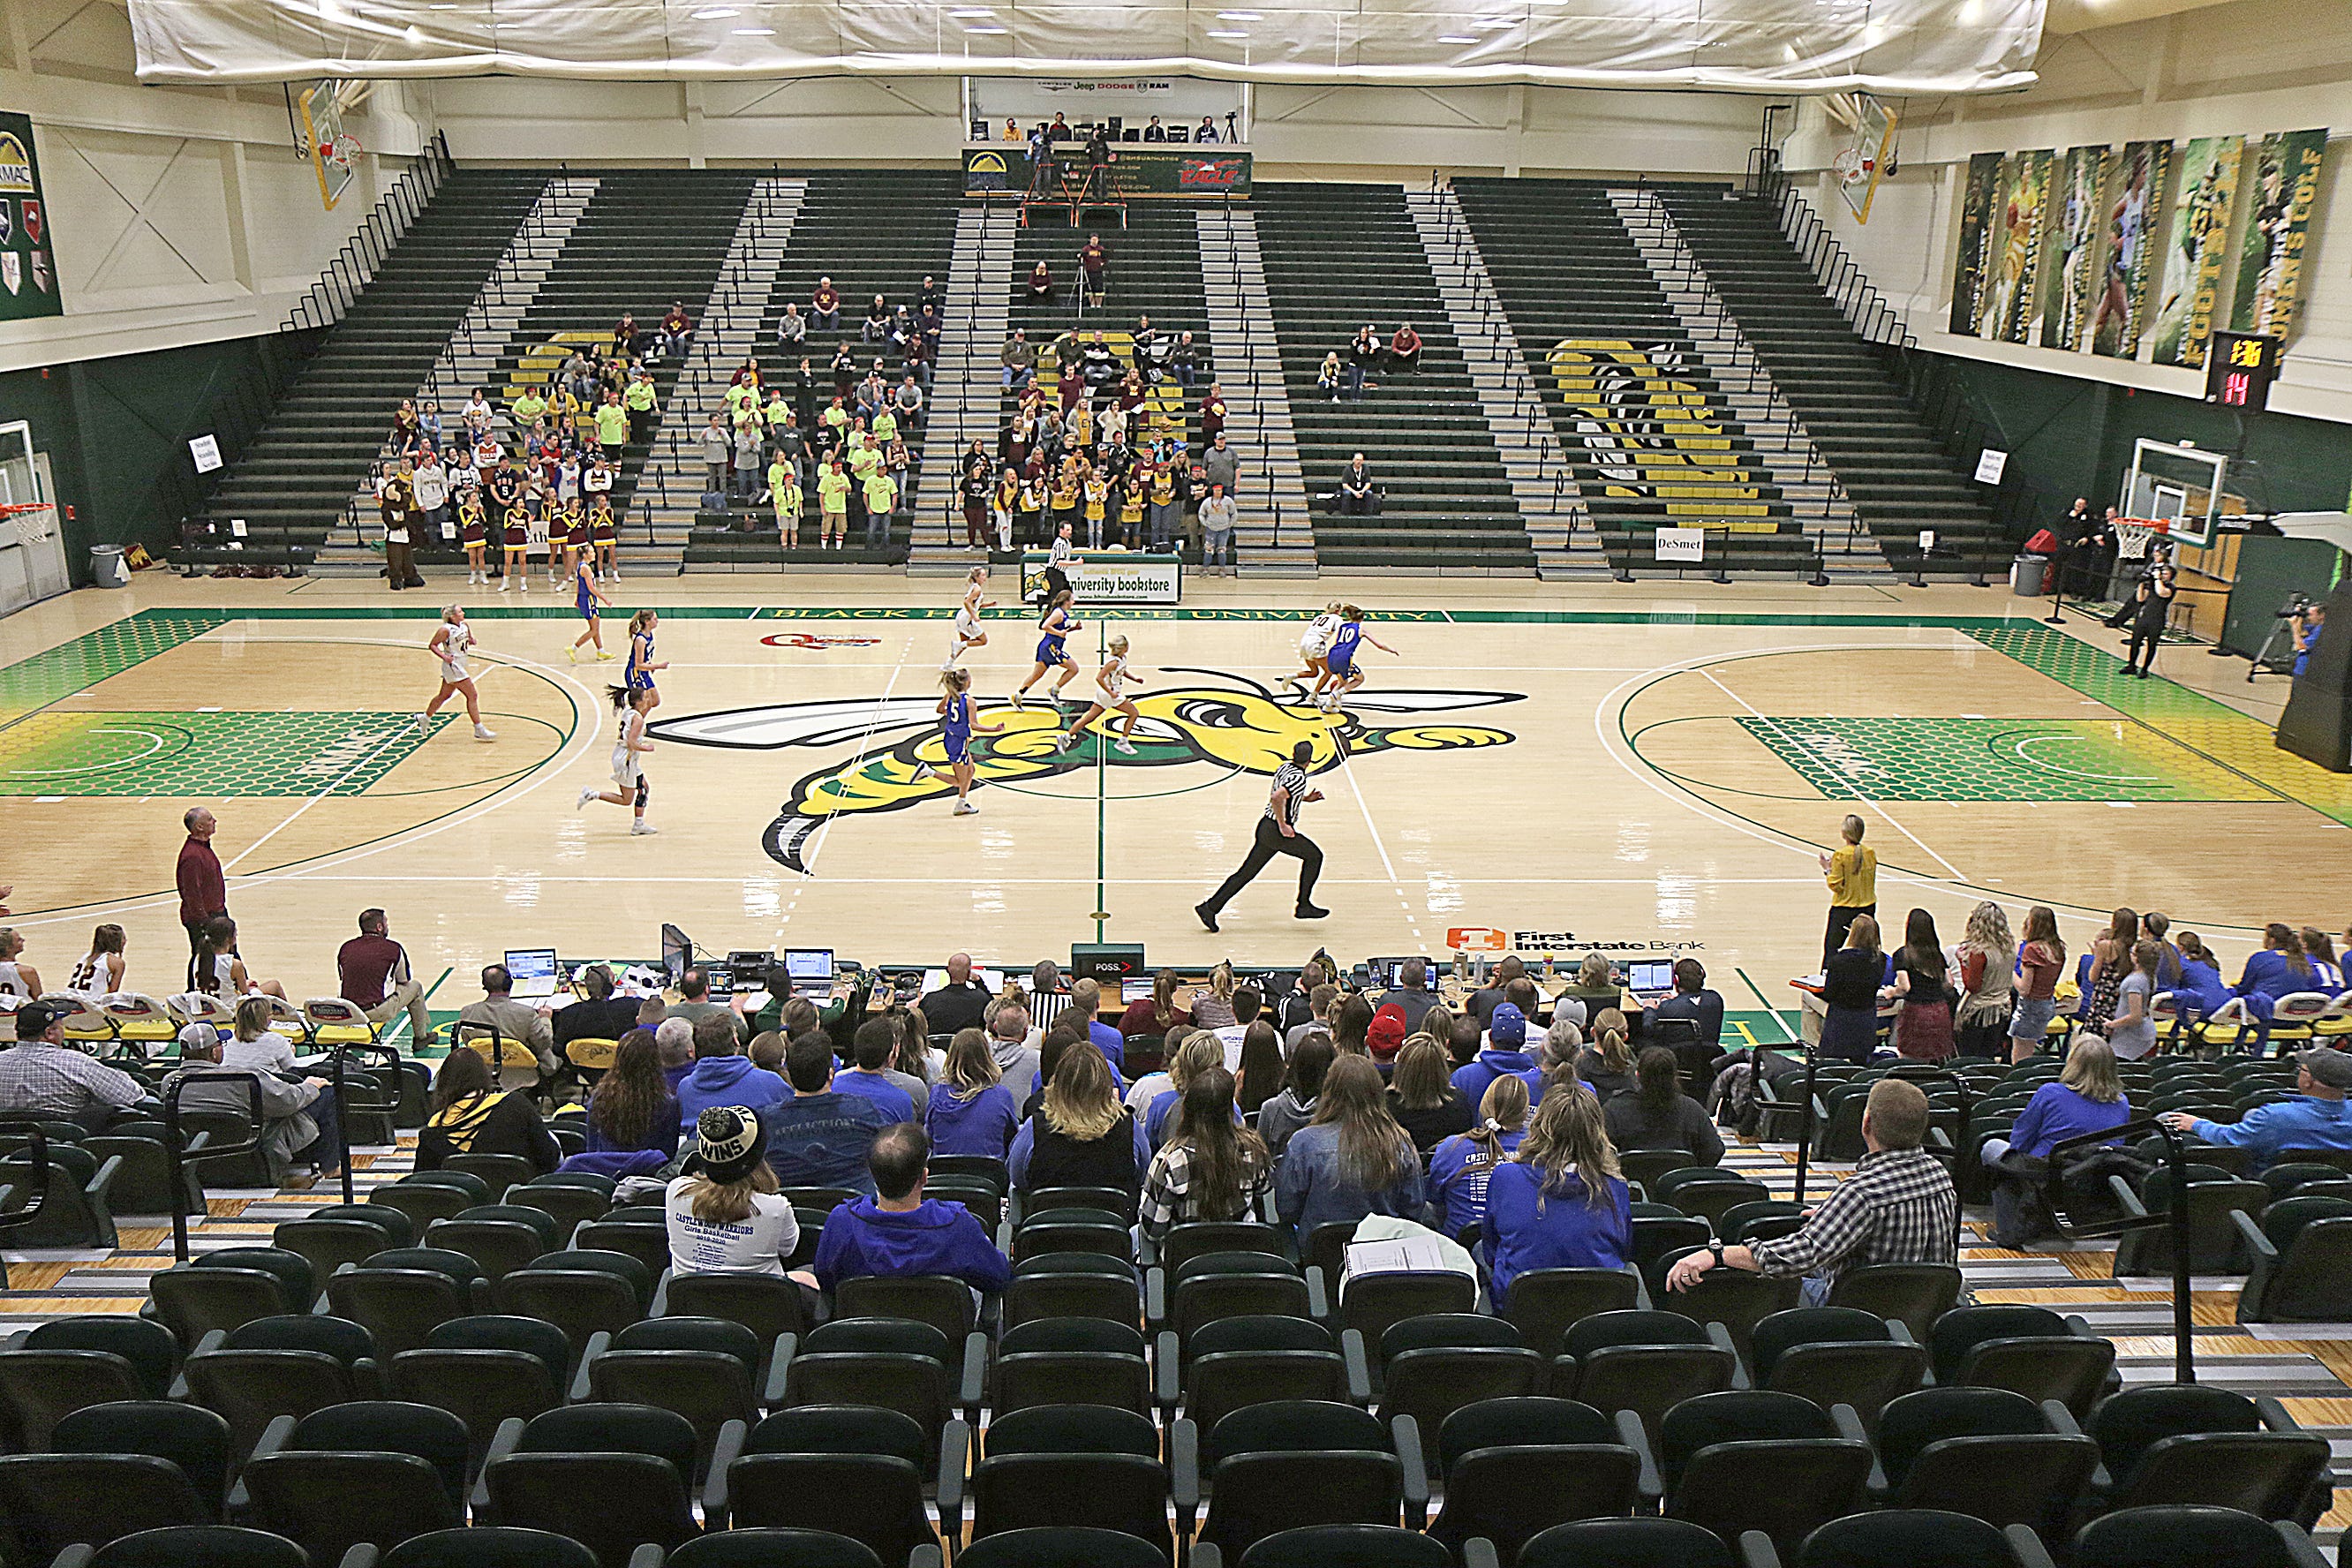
[1196,741,1329,931]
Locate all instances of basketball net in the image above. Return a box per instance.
[2114,517,2168,562]
[1831,147,1869,187]
[320,133,362,175]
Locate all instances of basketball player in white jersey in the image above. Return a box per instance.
[579,685,659,835]
[1283,601,1345,698]
[68,924,126,996]
[1057,633,1144,755]
[946,566,995,670]
[0,928,41,1003]
[421,605,497,741]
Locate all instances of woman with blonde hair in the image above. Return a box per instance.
[1577,1013,1634,1103]
[1429,1074,1530,1237]
[1275,1055,1428,1240]
[1011,1042,1147,1195]
[1190,961,1238,1030]
[1981,1036,2130,1248]
[1387,1035,1472,1151]
[1954,900,2017,1059]
[1117,968,1190,1039]
[1482,1081,1631,1299]
[0,928,43,1003]
[1555,954,1619,1028]
[925,1027,1020,1160]
[666,1105,803,1278]
[1145,1030,1230,1147]
[1141,1066,1271,1240]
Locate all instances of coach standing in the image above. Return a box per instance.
[177,807,227,990]
[1196,742,1329,931]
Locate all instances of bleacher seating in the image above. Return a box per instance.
[1251,185,1535,573]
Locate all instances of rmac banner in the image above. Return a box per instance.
[1022,551,1182,606]
[124,0,2046,94]
[0,112,61,322]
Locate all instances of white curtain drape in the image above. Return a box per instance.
[128,0,2045,94]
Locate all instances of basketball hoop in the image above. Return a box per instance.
[0,501,55,526]
[1831,147,1869,187]
[320,133,362,176]
[2114,516,2170,562]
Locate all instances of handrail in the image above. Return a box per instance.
[163,1070,268,1264]
[281,130,456,335]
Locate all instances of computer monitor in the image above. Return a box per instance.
[505,948,561,999]
[1625,958,1675,993]
[784,949,833,984]
[705,964,735,1000]
[661,923,693,988]
[1121,976,1156,1005]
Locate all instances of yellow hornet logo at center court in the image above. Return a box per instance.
[649,671,1524,872]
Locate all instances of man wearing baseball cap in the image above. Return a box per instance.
[0,1002,151,1130]
[2160,1047,2352,1174]
[1367,1004,1410,1067]
[1450,1001,1538,1106]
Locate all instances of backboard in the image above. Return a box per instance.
[2123,438,2228,549]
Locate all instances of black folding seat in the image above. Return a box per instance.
[2234,1196,2352,1322]
[1428,1397,1643,1563]
[501,1176,610,1233]
[0,1315,178,1448]
[183,1311,381,1456]
[954,1526,1168,1568]
[1749,1306,1928,1430]
[657,1270,811,1353]
[574,1215,674,1280]
[1006,1252,1142,1328]
[956,1404,1186,1558]
[1152,1220,1288,1273]
[271,1205,412,1284]
[1824,1263,1964,1340]
[483,1402,704,1568]
[776,1317,967,1458]
[727,1406,941,1564]
[1370,1315,1544,1462]
[1554,1309,1737,1443]
[1784,1509,2055,1568]
[237,1398,470,1562]
[1172,1314,1357,1433]
[381,1526,599,1568]
[1929,1304,2116,1417]
[68,1525,308,1568]
[494,1251,651,1368]
[389,1315,572,1474]
[988,1315,1153,1419]
[325,1255,479,1355]
[584,1315,768,1469]
[0,1400,231,1560]
[1500,1266,1644,1356]
[834,1273,979,1341]
[1652,1246,1803,1361]
[666,1530,888,1568]
[1196,1398,1424,1561]
[1655,1389,1873,1552]
[2072,1504,2331,1568]
[445,1150,539,1194]
[2088,1383,2331,1523]
[425,1213,556,1283]
[1873,1386,2099,1540]
[147,1248,313,1341]
[1514,1516,1737,1568]
[1334,1270,1477,1359]
[1242,1524,1446,1568]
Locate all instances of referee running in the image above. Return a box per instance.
[1196,741,1329,931]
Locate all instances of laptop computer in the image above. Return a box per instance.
[506,948,562,1000]
[783,948,835,999]
[1625,958,1674,993]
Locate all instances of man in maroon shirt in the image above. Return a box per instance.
[176,807,226,990]
[337,908,433,1047]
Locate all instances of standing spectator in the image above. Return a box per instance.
[1079,233,1110,307]
[815,1124,1013,1295]
[412,449,449,551]
[925,1028,1020,1160]
[456,964,557,1078]
[863,457,898,554]
[1953,901,2017,1059]
[1888,909,1957,1061]
[1346,325,1380,398]
[381,459,422,592]
[1483,1086,1632,1300]
[1197,384,1227,452]
[699,411,730,501]
[594,390,629,464]
[1198,482,1237,577]
[1820,915,1886,1065]
[1141,1067,1270,1240]
[625,369,658,445]
[2009,906,2066,1064]
[1001,328,1036,390]
[417,1048,559,1175]
[176,807,227,991]
[1429,1075,1529,1238]
[0,1001,148,1129]
[2104,939,2163,1062]
[1202,431,1240,497]
[335,908,433,1046]
[1819,814,1877,968]
[1275,1055,1428,1240]
[1605,1047,1723,1165]
[1258,1033,1334,1158]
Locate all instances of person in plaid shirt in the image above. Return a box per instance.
[1665,1077,1955,1305]
[1140,1067,1270,1242]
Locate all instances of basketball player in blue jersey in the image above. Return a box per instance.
[624,608,667,710]
[1011,588,1082,709]
[937,667,1004,817]
[568,550,614,663]
[1317,604,1398,710]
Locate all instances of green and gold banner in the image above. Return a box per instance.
[0,111,61,322]
[1949,151,2005,337]
[2092,139,2168,360]
[2040,145,2109,351]
[963,145,1252,200]
[2229,127,2328,343]
[1988,149,2054,343]
[2152,134,2244,368]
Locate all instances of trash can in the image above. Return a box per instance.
[88,546,129,589]
[2010,554,2047,599]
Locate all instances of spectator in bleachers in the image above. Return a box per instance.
[624,368,657,444]
[171,1022,338,1188]
[611,313,641,358]
[336,908,433,1046]
[1572,1018,1632,1104]
[1375,956,1437,1033]
[677,1012,790,1134]
[1198,383,1227,452]
[1199,483,1237,575]
[1045,111,1072,142]
[1482,1085,1631,1298]
[1010,1042,1148,1195]
[668,967,748,1044]
[0,1001,148,1127]
[1284,984,1336,1053]
[658,302,692,361]
[1080,233,1110,307]
[1000,328,1036,391]
[893,374,924,429]
[1453,1001,1538,1105]
[2162,1046,2352,1172]
[817,1123,1011,1296]
[557,963,643,1056]
[767,1032,891,1194]
[1276,1054,1428,1240]
[1981,1037,2127,1246]
[418,1046,559,1176]
[1116,969,1189,1043]
[1366,1004,1409,1069]
[1641,958,1725,1050]
[778,303,806,351]
[1670,1078,1955,1303]
[1605,1046,1723,1165]
[1315,352,1343,401]
[1237,1022,1284,1117]
[1144,1032,1226,1148]
[1067,978,1126,1068]
[583,1029,680,1162]
[1196,114,1220,143]
[837,1018,916,1124]
[1346,325,1380,398]
[1258,1032,1335,1159]
[1202,430,1239,497]
[1388,1036,1473,1153]
[667,1105,808,1283]
[810,276,841,332]
[1336,454,1379,516]
[2010,906,2066,1064]
[1172,330,1202,388]
[861,294,890,343]
[1386,323,1421,373]
[655,1016,696,1093]
[1820,915,1885,1065]
[1428,1074,1528,1239]
[926,1028,1019,1160]
[1028,260,1056,305]
[1142,1066,1270,1239]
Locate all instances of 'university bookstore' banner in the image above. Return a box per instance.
[0,112,61,322]
[2230,128,2328,343]
[2040,145,2108,351]
[1021,550,1182,605]
[2092,140,2168,360]
[2151,135,2244,369]
[1949,152,2005,337]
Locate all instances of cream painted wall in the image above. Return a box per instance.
[1,0,431,372]
[1782,0,2352,424]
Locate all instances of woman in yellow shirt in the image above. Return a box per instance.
[1082,471,1110,549]
[1819,813,1879,969]
[1119,478,1147,551]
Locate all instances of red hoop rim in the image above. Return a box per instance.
[0,502,56,517]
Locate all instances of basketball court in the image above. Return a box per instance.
[4,573,2342,1034]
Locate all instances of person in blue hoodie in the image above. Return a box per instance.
[1428,1074,1529,1239]
[1481,1079,1632,1303]
[815,1121,1013,1297]
[924,1028,1020,1160]
[2172,932,2233,1026]
[835,1018,916,1124]
[767,1033,893,1195]
[1451,1001,1538,1105]
[675,1013,792,1134]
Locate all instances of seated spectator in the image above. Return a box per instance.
[1236,1021,1283,1118]
[1172,330,1202,388]
[583,1029,682,1161]
[1119,968,1190,1042]
[1466,955,1525,1025]
[1576,1015,1635,1104]
[1387,1035,1473,1152]
[1520,1018,1579,1102]
[1386,323,1421,373]
[1446,1014,1483,1069]
[657,301,692,361]
[1145,1032,1227,1147]
[417,1047,559,1176]
[768,1032,893,1194]
[0,1002,149,1129]
[926,1028,1020,1160]
[1196,114,1220,143]
[1285,982,1338,1052]
[1980,1037,2129,1248]
[611,312,640,357]
[655,1016,696,1093]
[667,1105,812,1285]
[815,1123,1013,1296]
[837,1018,917,1124]
[169,1023,338,1189]
[1190,963,1239,1030]
[920,953,993,1037]
[2161,1046,2352,1173]
[676,1012,791,1132]
[1328,993,1374,1058]
[1276,1055,1429,1240]
[1554,954,1619,1026]
[882,1016,934,1116]
[667,968,749,1044]
[1377,957,1437,1032]
[198,916,288,1002]
[1482,1086,1632,1299]
[778,302,807,349]
[750,1029,786,1076]
[1142,1067,1270,1240]
[1142,114,1168,142]
[554,963,642,1062]
[1210,985,1264,1068]
[1316,352,1343,401]
[1604,1047,1724,1165]
[1429,1075,1529,1238]
[1028,260,1055,304]
[1367,1003,1410,1069]
[222,995,299,1078]
[1258,1032,1334,1158]
[1669,1078,1956,1303]
[862,294,891,343]
[1011,1042,1148,1195]
[1453,1002,1537,1104]
[1068,977,1127,1069]
[336,908,433,1046]
[1644,958,1725,1049]
[984,1001,1043,1097]
[810,276,841,331]
[457,963,557,1076]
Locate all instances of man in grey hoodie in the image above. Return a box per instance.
[986,1004,1042,1103]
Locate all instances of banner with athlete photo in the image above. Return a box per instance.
[2150,134,2244,368]
[2039,145,2109,351]
[2091,139,2168,360]
[0,111,61,321]
[1987,149,2053,343]
[1949,151,2005,337]
[1021,549,1182,605]
[2229,128,2327,343]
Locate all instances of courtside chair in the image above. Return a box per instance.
[1869,1386,2099,1541]
[298,996,377,1049]
[454,1022,545,1095]
[41,994,116,1050]
[100,993,184,1053]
